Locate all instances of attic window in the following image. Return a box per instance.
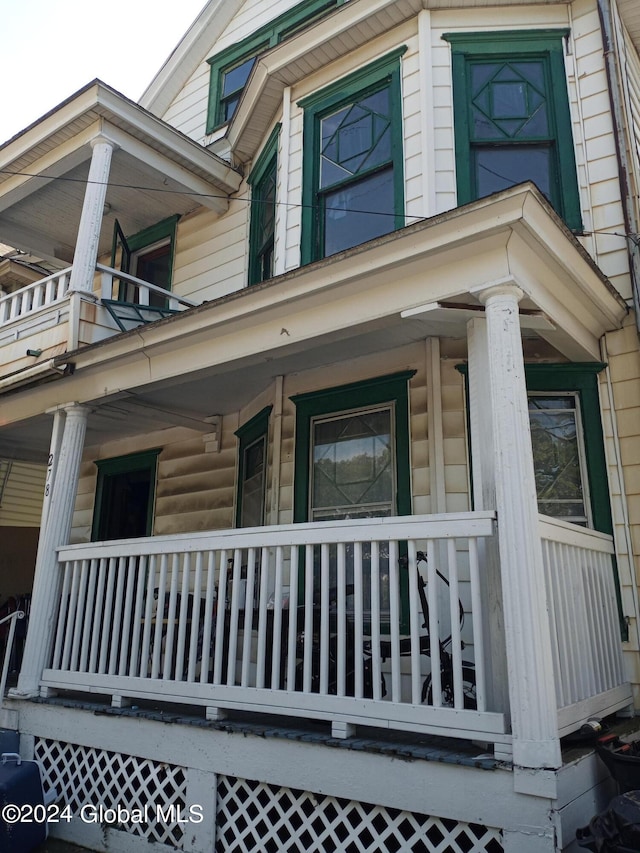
[206,0,347,132]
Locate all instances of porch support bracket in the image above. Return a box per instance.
[15,404,89,697]
[477,282,562,771]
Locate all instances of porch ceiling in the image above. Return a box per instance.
[0,184,628,462]
[0,81,242,265]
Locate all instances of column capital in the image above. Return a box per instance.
[474,282,524,306]
[90,134,118,152]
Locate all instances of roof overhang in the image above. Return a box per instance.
[0,81,242,264]
[0,184,627,461]
[617,0,640,53]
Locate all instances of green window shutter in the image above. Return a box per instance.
[444,30,582,232]
[248,125,280,285]
[299,48,407,265]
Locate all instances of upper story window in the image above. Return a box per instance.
[206,0,347,133]
[248,126,279,285]
[111,216,178,308]
[444,30,583,231]
[299,48,406,265]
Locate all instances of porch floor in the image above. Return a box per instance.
[29,693,500,771]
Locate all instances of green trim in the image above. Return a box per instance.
[291,371,415,524]
[110,215,179,294]
[235,406,272,528]
[444,30,582,231]
[206,0,345,133]
[248,125,280,286]
[299,48,407,265]
[92,449,160,541]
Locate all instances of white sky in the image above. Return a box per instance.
[0,0,208,145]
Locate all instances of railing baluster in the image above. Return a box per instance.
[241,548,257,687]
[336,543,346,697]
[163,554,180,680]
[98,558,117,674]
[226,550,243,686]
[213,550,229,685]
[387,540,401,703]
[426,539,441,706]
[319,543,330,695]
[140,555,157,679]
[187,552,204,683]
[408,540,421,705]
[129,556,148,678]
[78,559,98,672]
[447,539,463,710]
[51,561,73,669]
[199,552,216,684]
[302,544,314,693]
[174,553,191,681]
[468,538,486,712]
[118,556,138,676]
[109,557,127,676]
[370,541,382,701]
[152,555,169,680]
[266,547,280,690]
[353,541,364,699]
[62,561,81,671]
[256,547,271,690]
[286,544,299,691]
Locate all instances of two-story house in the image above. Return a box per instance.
[1,0,640,850]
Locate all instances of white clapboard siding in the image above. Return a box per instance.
[0,462,46,527]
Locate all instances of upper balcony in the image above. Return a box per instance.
[0,80,242,386]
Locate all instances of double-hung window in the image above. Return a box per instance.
[444,30,582,231]
[236,407,271,527]
[292,372,414,621]
[248,126,279,285]
[299,49,406,264]
[206,0,346,132]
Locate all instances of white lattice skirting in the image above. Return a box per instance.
[216,775,504,853]
[34,737,187,848]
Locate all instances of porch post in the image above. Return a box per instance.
[68,136,114,295]
[16,404,88,696]
[476,283,561,770]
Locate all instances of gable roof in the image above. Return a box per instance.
[139,0,245,118]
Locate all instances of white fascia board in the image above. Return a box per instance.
[227,0,423,161]
[60,186,622,371]
[0,82,241,199]
[139,0,245,117]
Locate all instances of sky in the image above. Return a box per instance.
[0,0,209,145]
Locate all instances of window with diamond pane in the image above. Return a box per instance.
[444,30,582,231]
[300,49,406,264]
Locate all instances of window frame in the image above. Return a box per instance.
[206,0,347,133]
[235,406,272,528]
[110,215,179,303]
[443,29,583,232]
[92,449,160,542]
[291,371,414,524]
[299,48,407,265]
[247,125,280,286]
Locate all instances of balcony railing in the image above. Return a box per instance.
[539,515,630,732]
[43,513,512,749]
[0,268,71,324]
[39,512,631,755]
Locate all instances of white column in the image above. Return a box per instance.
[466,317,508,715]
[477,283,561,770]
[68,137,114,295]
[16,404,88,696]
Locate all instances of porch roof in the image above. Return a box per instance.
[0,183,628,461]
[0,81,242,266]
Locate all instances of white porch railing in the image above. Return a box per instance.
[540,515,632,733]
[97,264,197,312]
[42,513,510,747]
[0,268,71,324]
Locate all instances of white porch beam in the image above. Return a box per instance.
[16,404,88,697]
[476,283,561,770]
[67,137,114,295]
